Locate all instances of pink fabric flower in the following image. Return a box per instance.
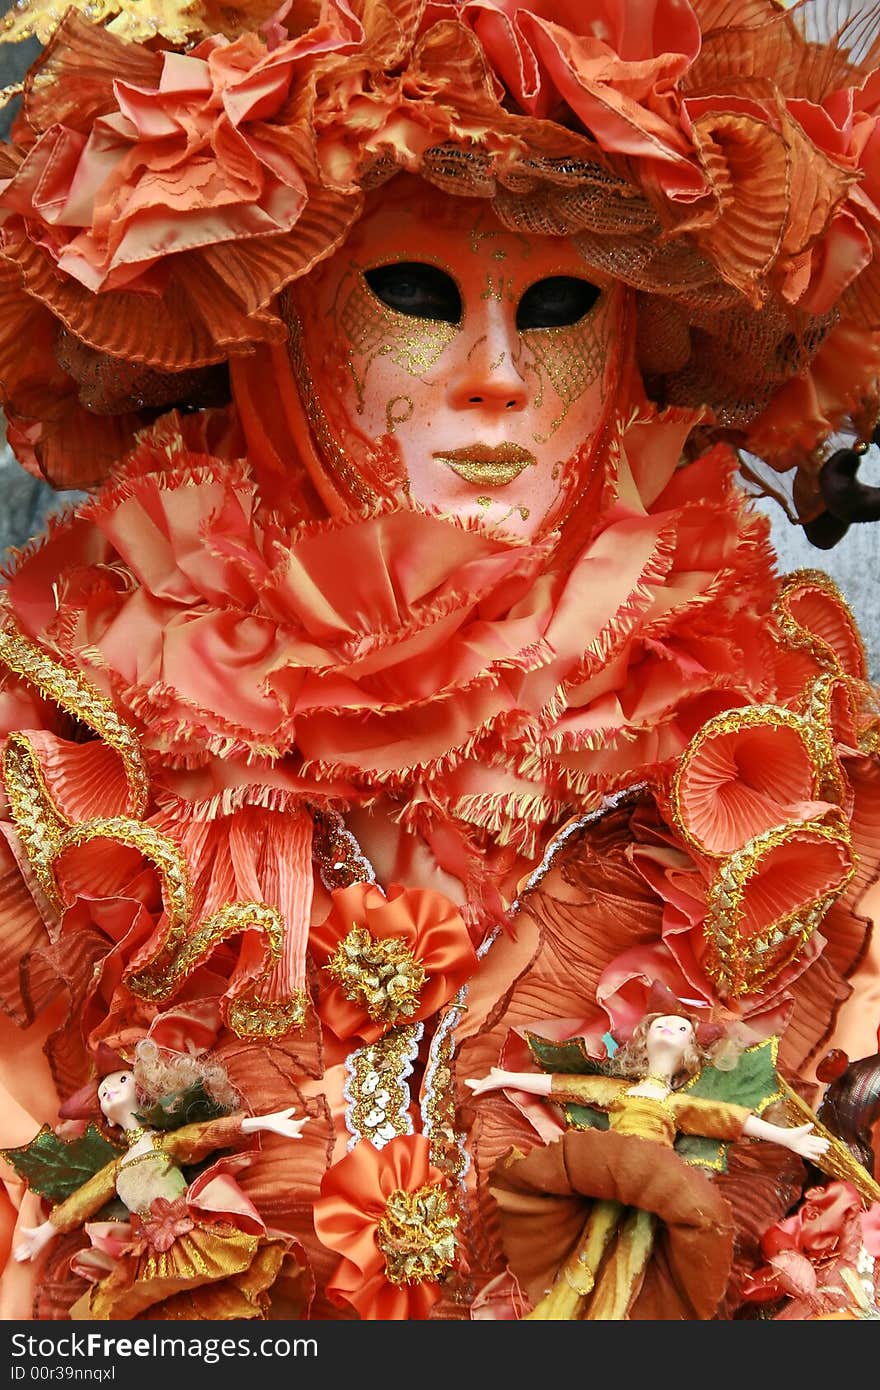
[740,1181,878,1316]
[130,1196,194,1254]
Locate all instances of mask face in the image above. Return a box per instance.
[289,175,625,538]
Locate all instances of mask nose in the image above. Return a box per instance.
[446,303,528,415]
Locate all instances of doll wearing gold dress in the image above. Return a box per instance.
[467,1013,834,1321]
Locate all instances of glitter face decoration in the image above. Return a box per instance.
[289,176,624,539]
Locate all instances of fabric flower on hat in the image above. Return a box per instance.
[313,1134,460,1320]
[310,881,478,1044]
[459,0,704,195]
[0,9,362,372]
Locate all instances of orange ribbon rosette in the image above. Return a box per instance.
[314,1134,460,1321]
[310,882,478,1044]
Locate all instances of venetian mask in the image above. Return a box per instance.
[287,175,626,539]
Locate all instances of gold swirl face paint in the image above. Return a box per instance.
[290,174,624,539]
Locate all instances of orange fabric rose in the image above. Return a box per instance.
[313,1134,459,1320]
[459,0,704,196]
[310,881,478,1044]
[0,11,361,369]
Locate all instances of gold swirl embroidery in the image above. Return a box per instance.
[127,900,307,1040]
[0,625,149,817]
[345,1024,422,1148]
[60,818,192,970]
[128,899,281,999]
[704,818,855,998]
[0,634,306,1039]
[772,570,867,679]
[226,992,309,1040]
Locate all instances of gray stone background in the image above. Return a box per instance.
[1,21,879,679]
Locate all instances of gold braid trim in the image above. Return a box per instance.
[0,626,149,817]
[779,1078,880,1207]
[772,570,867,678]
[671,704,830,859]
[799,673,848,802]
[704,818,856,999]
[226,992,309,1040]
[2,734,67,908]
[0,633,305,1039]
[60,818,192,971]
[127,899,308,1039]
[422,992,469,1184]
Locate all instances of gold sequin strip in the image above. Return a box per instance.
[509,784,648,913]
[310,807,376,890]
[343,1023,422,1150]
[704,818,855,998]
[0,626,149,817]
[421,989,470,1184]
[2,733,67,909]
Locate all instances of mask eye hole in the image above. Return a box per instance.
[363,262,462,324]
[516,276,601,330]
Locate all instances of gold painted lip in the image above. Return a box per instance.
[432,443,537,486]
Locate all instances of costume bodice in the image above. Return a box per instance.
[607,1092,677,1146]
[115,1140,188,1215]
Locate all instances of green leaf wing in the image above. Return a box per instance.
[1,1123,124,1204]
[526,1032,616,1133]
[525,1032,616,1077]
[675,1036,783,1173]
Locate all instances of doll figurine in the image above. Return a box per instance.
[466,1012,835,1321]
[9,1044,308,1320]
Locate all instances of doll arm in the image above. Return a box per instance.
[464,1067,553,1098]
[741,1114,830,1161]
[240,1107,308,1141]
[465,1068,622,1109]
[163,1108,308,1164]
[13,1160,118,1261]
